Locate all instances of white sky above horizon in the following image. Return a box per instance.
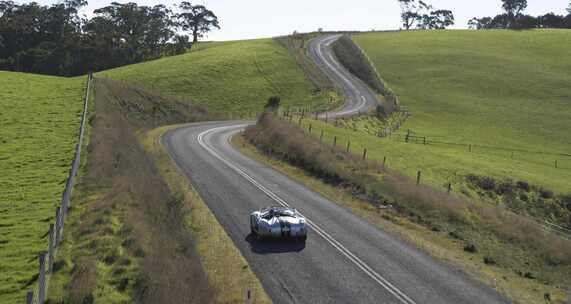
[29,0,570,41]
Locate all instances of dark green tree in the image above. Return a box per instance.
[397,0,454,30]
[501,0,527,16]
[62,0,88,37]
[145,5,176,57]
[419,9,454,29]
[397,0,430,30]
[431,10,455,29]
[468,17,493,29]
[501,0,527,28]
[517,14,538,28]
[0,0,219,75]
[539,13,565,28]
[264,96,281,112]
[89,2,177,64]
[177,2,220,44]
[171,34,191,55]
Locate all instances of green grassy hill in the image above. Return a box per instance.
[100,39,327,116]
[0,72,85,303]
[345,30,571,193]
[0,37,325,303]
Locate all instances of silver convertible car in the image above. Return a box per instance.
[250,207,307,241]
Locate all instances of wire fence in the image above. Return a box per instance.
[275,112,571,239]
[25,74,92,304]
[280,105,571,171]
[386,130,571,170]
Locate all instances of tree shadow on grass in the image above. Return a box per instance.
[245,233,306,254]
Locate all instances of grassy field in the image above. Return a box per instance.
[100,39,329,116]
[0,71,85,303]
[338,30,571,193]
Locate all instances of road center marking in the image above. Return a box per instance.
[196,125,417,304]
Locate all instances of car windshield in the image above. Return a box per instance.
[261,208,295,219]
[275,209,295,217]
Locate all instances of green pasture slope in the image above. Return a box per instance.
[100,39,325,115]
[0,72,85,303]
[346,29,570,193]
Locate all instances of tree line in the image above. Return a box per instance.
[0,1,219,76]
[469,0,571,30]
[397,0,571,30]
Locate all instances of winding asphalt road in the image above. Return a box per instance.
[162,35,508,303]
[307,34,379,118]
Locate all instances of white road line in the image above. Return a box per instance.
[196,125,417,304]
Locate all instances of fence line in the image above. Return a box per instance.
[278,112,571,240]
[26,74,92,303]
[387,131,571,159]
[284,107,570,170]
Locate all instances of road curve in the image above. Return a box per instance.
[163,122,507,304]
[162,35,508,303]
[307,34,379,118]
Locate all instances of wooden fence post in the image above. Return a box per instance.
[362,148,367,161]
[309,124,312,134]
[26,291,33,304]
[416,171,422,185]
[48,224,55,273]
[333,136,337,149]
[54,207,61,247]
[245,288,253,304]
[383,156,387,167]
[325,113,328,123]
[38,252,46,304]
[320,130,324,142]
[346,141,351,153]
[447,183,452,194]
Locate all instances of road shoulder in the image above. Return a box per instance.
[142,125,271,304]
[231,132,568,304]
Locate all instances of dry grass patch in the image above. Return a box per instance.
[142,125,271,304]
[242,113,571,303]
[48,78,217,303]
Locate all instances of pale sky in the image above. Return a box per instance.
[30,0,570,41]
